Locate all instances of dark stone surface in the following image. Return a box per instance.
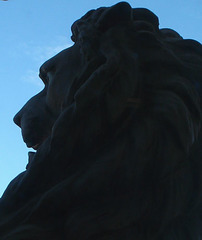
[0,2,202,239]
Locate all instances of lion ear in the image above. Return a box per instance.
[96,2,132,32]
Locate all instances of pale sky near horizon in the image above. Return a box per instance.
[0,0,202,196]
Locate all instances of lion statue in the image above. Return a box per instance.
[0,2,201,239]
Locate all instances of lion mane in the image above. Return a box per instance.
[0,2,202,240]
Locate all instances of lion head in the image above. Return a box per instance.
[1,2,202,239]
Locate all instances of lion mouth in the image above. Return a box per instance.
[26,135,49,151]
[27,142,44,168]
[31,144,40,150]
[26,143,41,151]
[27,137,49,168]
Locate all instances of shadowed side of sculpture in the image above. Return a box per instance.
[0,2,202,240]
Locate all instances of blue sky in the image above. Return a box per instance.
[0,0,202,196]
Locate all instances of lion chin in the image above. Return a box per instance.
[0,2,202,240]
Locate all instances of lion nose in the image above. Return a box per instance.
[13,112,22,128]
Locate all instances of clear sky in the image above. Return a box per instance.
[0,0,202,196]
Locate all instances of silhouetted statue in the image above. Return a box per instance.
[0,2,201,239]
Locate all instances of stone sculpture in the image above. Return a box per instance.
[0,2,202,239]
